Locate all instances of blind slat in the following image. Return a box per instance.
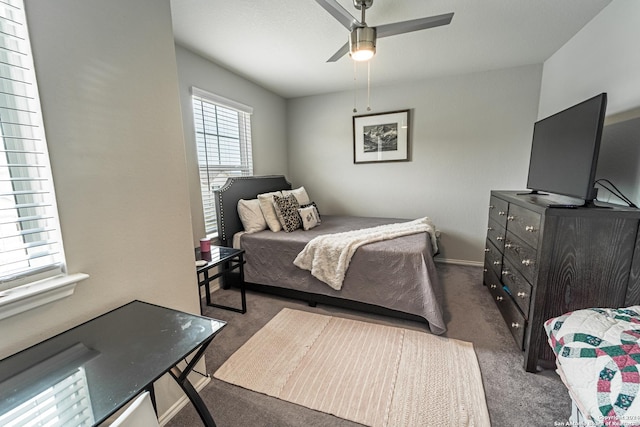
[0,239,60,253]
[1,226,55,238]
[0,202,52,210]
[0,214,54,224]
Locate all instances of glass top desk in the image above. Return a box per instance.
[0,300,226,427]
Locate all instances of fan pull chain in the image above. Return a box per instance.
[366,60,372,111]
[353,61,358,113]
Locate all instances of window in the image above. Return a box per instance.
[191,87,253,236]
[0,0,86,320]
[0,0,66,291]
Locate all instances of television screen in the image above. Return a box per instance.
[526,93,607,203]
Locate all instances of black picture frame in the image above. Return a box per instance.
[353,109,410,164]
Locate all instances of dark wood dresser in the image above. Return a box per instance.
[483,190,640,372]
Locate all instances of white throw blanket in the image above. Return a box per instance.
[293,217,438,290]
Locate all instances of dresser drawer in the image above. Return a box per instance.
[502,258,533,318]
[506,204,541,249]
[487,275,526,350]
[487,218,506,252]
[504,231,537,284]
[488,196,509,228]
[484,239,503,277]
[483,261,501,291]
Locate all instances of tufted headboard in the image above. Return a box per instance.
[214,175,292,247]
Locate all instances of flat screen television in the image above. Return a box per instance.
[526,93,607,205]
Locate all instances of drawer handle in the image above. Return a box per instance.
[483,268,488,273]
[493,261,501,265]
[490,284,497,289]
[525,225,536,232]
[502,269,510,276]
[496,296,504,301]
[507,215,515,221]
[504,243,513,249]
[496,236,504,241]
[521,259,533,266]
[487,226,494,231]
[517,292,527,298]
[498,211,506,216]
[511,322,521,329]
[484,248,490,253]
[489,205,495,209]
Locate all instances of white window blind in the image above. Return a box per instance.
[192,88,253,235]
[0,0,65,290]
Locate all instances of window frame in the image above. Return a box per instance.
[0,0,87,320]
[191,87,254,237]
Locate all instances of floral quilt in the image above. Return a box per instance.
[545,306,640,427]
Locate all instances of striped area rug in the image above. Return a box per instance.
[214,308,490,426]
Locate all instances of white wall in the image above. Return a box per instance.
[287,65,543,263]
[174,45,288,245]
[1,0,199,417]
[539,0,640,119]
[539,0,640,205]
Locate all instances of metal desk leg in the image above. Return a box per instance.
[168,336,217,427]
[147,385,158,415]
[169,367,216,427]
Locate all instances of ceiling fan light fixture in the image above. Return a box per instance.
[349,27,376,61]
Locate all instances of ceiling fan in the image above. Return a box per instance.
[316,0,454,62]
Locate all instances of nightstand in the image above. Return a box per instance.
[196,246,246,314]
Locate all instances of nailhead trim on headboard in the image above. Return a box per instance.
[214,175,291,247]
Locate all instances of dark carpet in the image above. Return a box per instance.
[164,264,571,427]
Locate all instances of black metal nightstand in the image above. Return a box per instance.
[196,246,246,314]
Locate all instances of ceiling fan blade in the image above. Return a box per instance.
[326,42,349,62]
[376,12,454,39]
[315,0,362,31]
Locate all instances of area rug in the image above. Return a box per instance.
[214,308,490,427]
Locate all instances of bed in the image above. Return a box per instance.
[545,306,640,426]
[214,175,446,335]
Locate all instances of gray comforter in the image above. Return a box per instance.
[239,215,446,334]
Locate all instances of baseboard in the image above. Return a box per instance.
[158,375,211,426]
[434,258,483,267]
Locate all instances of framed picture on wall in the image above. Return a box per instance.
[353,109,410,164]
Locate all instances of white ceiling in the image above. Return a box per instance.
[170,0,612,99]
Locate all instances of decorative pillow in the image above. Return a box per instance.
[273,194,301,232]
[257,191,283,232]
[237,199,267,233]
[300,201,321,223]
[282,186,311,205]
[297,206,319,230]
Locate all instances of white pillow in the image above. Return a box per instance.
[237,199,267,233]
[257,191,283,232]
[298,205,319,231]
[300,202,321,223]
[282,186,310,205]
